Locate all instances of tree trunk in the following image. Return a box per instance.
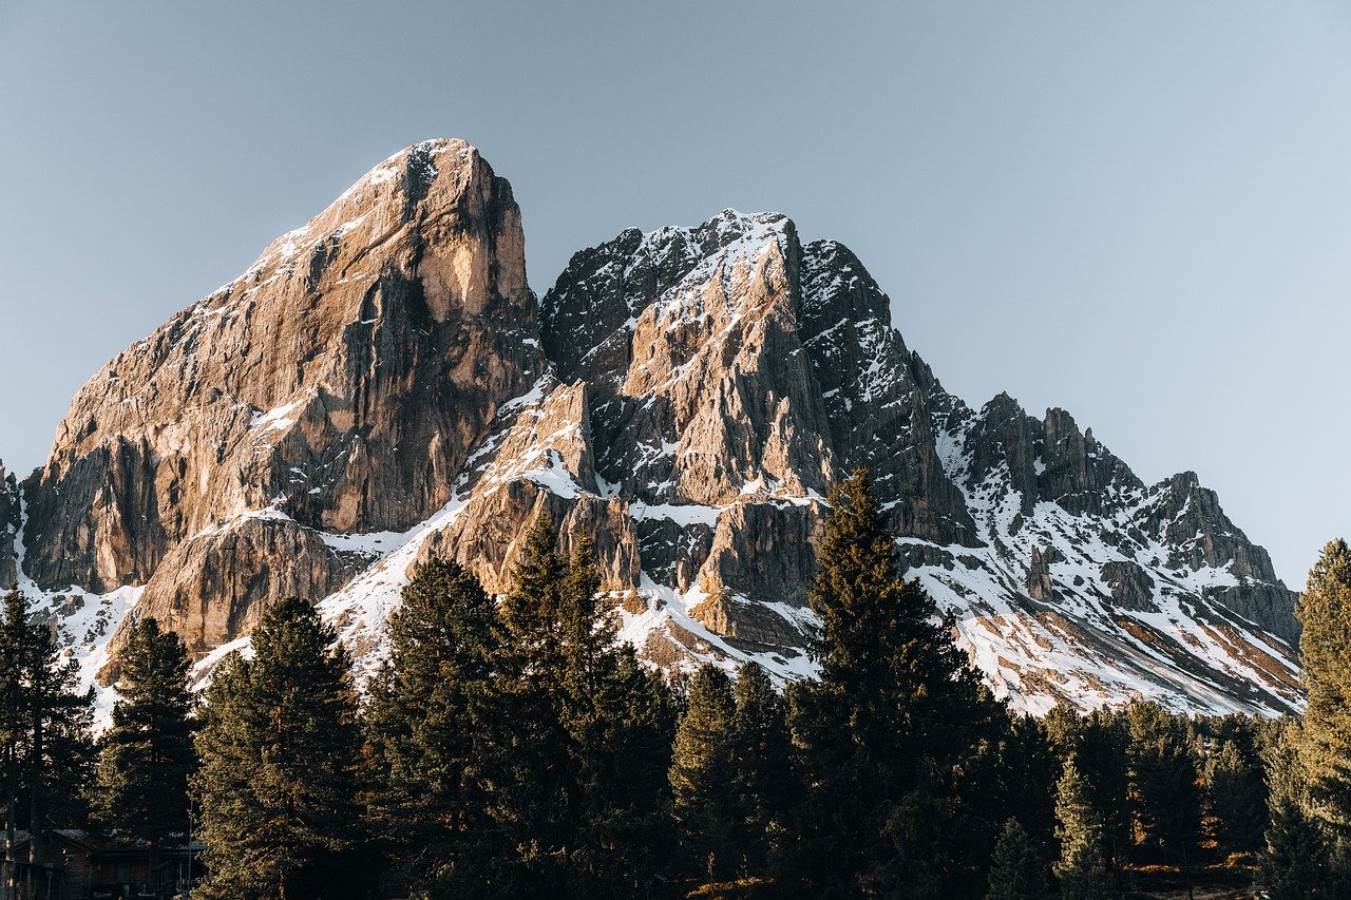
[26,681,42,900]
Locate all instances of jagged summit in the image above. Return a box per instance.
[5,145,1302,723]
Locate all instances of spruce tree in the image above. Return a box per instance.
[999,714,1059,868]
[363,558,507,896]
[1044,706,1131,874]
[985,818,1048,900]
[1206,737,1267,854]
[1261,796,1331,900]
[495,512,573,880]
[94,616,196,880]
[495,518,676,896]
[193,598,373,899]
[1294,539,1351,846]
[789,469,1007,898]
[553,534,675,896]
[728,661,793,878]
[20,602,95,884]
[0,588,28,898]
[669,663,737,882]
[1125,701,1202,880]
[1052,756,1112,900]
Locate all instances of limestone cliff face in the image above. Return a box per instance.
[6,141,1303,718]
[21,140,543,671]
[0,463,18,587]
[23,139,540,596]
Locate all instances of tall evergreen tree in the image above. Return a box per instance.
[363,559,508,897]
[495,518,675,896]
[17,600,95,888]
[789,469,1007,898]
[1294,538,1351,849]
[669,663,737,882]
[94,617,196,882]
[1206,738,1267,854]
[1125,701,1202,881]
[728,661,793,878]
[0,588,28,900]
[495,512,573,877]
[1261,796,1331,900]
[193,598,373,900]
[1052,756,1112,900]
[1043,706,1131,875]
[1000,715,1060,868]
[985,818,1048,900]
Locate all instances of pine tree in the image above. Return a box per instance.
[19,603,95,887]
[728,661,793,878]
[193,598,374,899]
[553,534,675,895]
[495,511,573,882]
[1044,706,1131,874]
[788,469,1007,898]
[670,663,737,881]
[363,559,508,896]
[494,517,675,896]
[1206,738,1267,854]
[1294,539,1351,846]
[1261,795,1331,900]
[0,588,28,898]
[1125,701,1202,881]
[985,818,1048,900]
[999,714,1060,868]
[1052,756,1113,900]
[94,616,196,883]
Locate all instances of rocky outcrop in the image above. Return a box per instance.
[0,463,18,587]
[1130,471,1299,640]
[798,241,975,545]
[9,141,1302,719]
[22,139,542,594]
[113,515,361,666]
[1027,546,1057,601]
[1100,560,1156,612]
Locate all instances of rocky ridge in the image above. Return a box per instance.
[4,140,1302,721]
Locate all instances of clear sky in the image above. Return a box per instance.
[1,1,1347,587]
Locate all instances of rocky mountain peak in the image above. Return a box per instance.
[18,139,546,674]
[4,142,1304,721]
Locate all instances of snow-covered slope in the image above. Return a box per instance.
[6,142,1302,721]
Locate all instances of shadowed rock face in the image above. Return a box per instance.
[8,141,1303,717]
[0,463,18,587]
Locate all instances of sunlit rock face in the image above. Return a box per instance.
[9,141,1301,720]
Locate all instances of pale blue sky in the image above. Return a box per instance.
[1,1,1347,585]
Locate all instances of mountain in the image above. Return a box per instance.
[2,139,1302,721]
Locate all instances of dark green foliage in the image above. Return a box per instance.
[1295,539,1351,843]
[1042,706,1130,873]
[985,818,1048,900]
[670,664,737,880]
[997,715,1060,867]
[193,598,374,900]
[1261,795,1331,899]
[0,585,96,890]
[1052,755,1113,900]
[1125,701,1202,876]
[789,470,1007,898]
[728,661,793,876]
[94,616,196,848]
[1206,736,1267,854]
[362,559,508,896]
[670,661,794,889]
[495,518,676,897]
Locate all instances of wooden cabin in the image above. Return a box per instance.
[4,830,201,900]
